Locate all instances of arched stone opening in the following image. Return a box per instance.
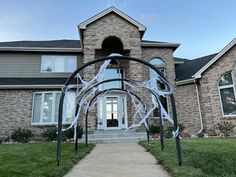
[95,36,130,58]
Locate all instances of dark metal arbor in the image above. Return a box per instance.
[75,78,163,149]
[57,55,182,166]
[73,77,164,154]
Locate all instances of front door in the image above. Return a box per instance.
[97,95,127,130]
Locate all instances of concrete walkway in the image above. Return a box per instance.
[64,143,170,177]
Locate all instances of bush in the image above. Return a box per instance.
[197,131,204,138]
[216,121,235,137]
[164,124,185,138]
[41,126,83,142]
[0,138,3,144]
[11,128,33,143]
[64,126,83,139]
[149,124,160,135]
[41,127,58,141]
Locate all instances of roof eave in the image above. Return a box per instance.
[141,42,180,51]
[0,47,83,53]
[175,78,195,85]
[0,85,63,89]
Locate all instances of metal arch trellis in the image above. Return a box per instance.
[69,77,165,156]
[74,78,164,149]
[57,55,182,166]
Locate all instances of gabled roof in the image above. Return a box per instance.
[194,38,236,78]
[78,6,146,32]
[0,40,82,52]
[175,53,218,81]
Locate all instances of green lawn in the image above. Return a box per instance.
[0,142,94,177]
[140,138,236,177]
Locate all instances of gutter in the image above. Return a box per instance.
[195,79,203,134]
[0,85,64,89]
[175,78,194,85]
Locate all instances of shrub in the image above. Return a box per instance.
[216,121,235,137]
[64,126,83,139]
[149,124,160,135]
[164,124,185,138]
[41,127,58,141]
[197,131,204,138]
[11,128,33,143]
[0,138,3,144]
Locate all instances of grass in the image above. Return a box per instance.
[140,138,236,177]
[0,142,95,177]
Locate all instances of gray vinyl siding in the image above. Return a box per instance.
[0,52,83,77]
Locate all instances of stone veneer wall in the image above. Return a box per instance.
[175,83,201,133]
[141,47,176,120]
[0,89,59,138]
[199,45,236,132]
[82,12,142,131]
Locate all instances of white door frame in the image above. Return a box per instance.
[97,95,127,130]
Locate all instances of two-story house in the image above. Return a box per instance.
[0,7,236,140]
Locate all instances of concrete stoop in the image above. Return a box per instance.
[82,129,148,144]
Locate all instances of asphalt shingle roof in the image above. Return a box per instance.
[175,53,218,81]
[0,77,78,85]
[0,40,81,48]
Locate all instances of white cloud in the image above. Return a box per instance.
[140,14,158,24]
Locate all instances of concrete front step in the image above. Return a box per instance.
[82,129,148,144]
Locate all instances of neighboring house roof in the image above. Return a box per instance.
[0,40,82,52]
[193,38,236,79]
[0,77,78,89]
[175,53,218,81]
[78,6,146,32]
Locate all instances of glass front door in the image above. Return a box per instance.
[106,97,118,127]
[97,95,127,130]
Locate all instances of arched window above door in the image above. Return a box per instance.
[149,58,165,66]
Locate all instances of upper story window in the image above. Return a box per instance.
[149,57,168,116]
[218,71,236,117]
[41,55,77,73]
[150,58,165,74]
[99,68,123,90]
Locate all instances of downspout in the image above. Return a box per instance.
[195,79,203,134]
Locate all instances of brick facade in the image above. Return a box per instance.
[199,45,236,132]
[0,90,59,138]
[175,83,201,132]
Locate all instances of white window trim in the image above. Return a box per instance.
[41,55,77,73]
[218,71,236,117]
[31,91,74,125]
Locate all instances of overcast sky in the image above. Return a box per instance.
[0,0,235,59]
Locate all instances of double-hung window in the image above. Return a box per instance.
[218,71,236,117]
[41,55,77,72]
[32,91,76,124]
